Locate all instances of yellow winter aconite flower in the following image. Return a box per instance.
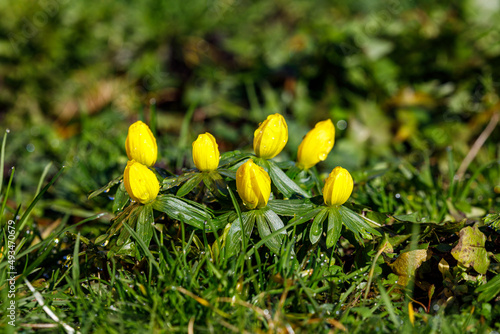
[253,113,288,159]
[322,167,353,207]
[297,119,335,170]
[236,159,271,209]
[123,160,159,204]
[125,121,157,166]
[192,132,220,171]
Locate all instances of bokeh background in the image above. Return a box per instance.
[1,0,499,219]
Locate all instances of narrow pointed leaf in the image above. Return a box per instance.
[136,204,154,247]
[476,274,500,302]
[256,211,282,254]
[267,199,316,216]
[326,208,343,248]
[176,173,203,197]
[225,211,256,259]
[153,194,213,230]
[246,208,322,257]
[268,160,310,198]
[309,208,328,244]
[218,168,237,179]
[263,208,286,232]
[88,175,123,199]
[112,183,130,213]
[339,206,381,241]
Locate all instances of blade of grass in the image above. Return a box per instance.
[122,221,162,274]
[0,166,14,222]
[245,208,321,257]
[226,186,246,263]
[447,147,456,198]
[405,222,421,301]
[364,243,388,300]
[458,159,500,202]
[14,214,102,262]
[24,278,79,334]
[35,162,53,197]
[245,78,262,121]
[176,102,197,171]
[150,99,157,138]
[0,130,7,196]
[17,167,66,232]
[378,282,399,327]
[71,233,81,295]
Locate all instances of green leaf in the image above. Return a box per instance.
[267,199,316,216]
[202,171,228,197]
[112,183,129,213]
[18,167,66,231]
[263,208,286,232]
[176,173,203,197]
[224,211,256,259]
[309,207,328,244]
[228,158,249,172]
[339,206,381,242]
[88,175,123,200]
[94,234,108,246]
[161,173,195,191]
[218,168,237,179]
[285,165,301,179]
[484,213,500,231]
[451,225,490,274]
[274,160,295,169]
[219,151,252,167]
[227,185,246,253]
[72,233,81,294]
[176,102,197,171]
[116,208,140,247]
[106,204,136,239]
[0,165,15,218]
[212,211,238,230]
[109,239,136,258]
[116,226,132,248]
[256,210,284,254]
[122,222,162,273]
[263,209,286,253]
[152,194,213,230]
[393,212,421,223]
[326,208,343,248]
[267,160,310,198]
[246,208,322,257]
[136,204,154,248]
[476,274,500,302]
[0,130,7,195]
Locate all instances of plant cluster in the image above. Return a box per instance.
[92,114,379,262]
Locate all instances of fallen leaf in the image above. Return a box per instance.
[451,225,490,274]
[438,258,452,280]
[389,249,429,286]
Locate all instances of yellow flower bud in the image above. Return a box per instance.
[125,121,157,166]
[192,132,220,171]
[123,160,159,204]
[236,159,271,209]
[253,113,288,159]
[322,167,353,207]
[297,119,335,170]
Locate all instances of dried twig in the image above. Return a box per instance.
[24,278,79,334]
[456,111,499,180]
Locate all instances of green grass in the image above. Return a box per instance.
[1,109,499,333]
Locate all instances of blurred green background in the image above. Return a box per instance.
[1,0,499,219]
